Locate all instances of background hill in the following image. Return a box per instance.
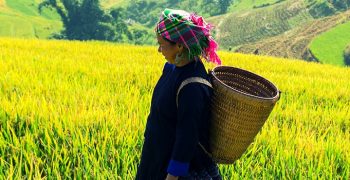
[309,20,350,66]
[208,0,350,66]
[0,0,61,38]
[208,1,313,49]
[108,0,350,66]
[233,9,350,64]
[1,0,350,66]
[227,0,286,12]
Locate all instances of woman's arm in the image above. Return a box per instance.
[167,83,208,177]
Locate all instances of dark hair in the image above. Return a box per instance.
[163,36,176,45]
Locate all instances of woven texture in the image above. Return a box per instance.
[208,66,280,164]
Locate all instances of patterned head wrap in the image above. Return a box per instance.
[156,9,221,65]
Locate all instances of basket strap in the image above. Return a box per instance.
[176,77,212,108]
[176,77,214,159]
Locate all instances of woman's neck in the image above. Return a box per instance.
[175,55,198,67]
[175,59,191,67]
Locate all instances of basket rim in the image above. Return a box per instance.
[211,65,280,101]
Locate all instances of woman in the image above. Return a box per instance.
[136,9,222,180]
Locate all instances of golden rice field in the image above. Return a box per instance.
[0,38,349,179]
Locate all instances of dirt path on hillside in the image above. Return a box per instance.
[215,13,230,41]
[236,10,350,61]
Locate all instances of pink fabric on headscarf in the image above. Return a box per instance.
[156,9,222,65]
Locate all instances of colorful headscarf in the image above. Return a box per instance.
[156,9,222,65]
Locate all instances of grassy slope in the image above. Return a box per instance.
[207,0,350,66]
[2,0,350,66]
[0,0,62,38]
[0,38,349,178]
[228,0,284,12]
[235,10,350,62]
[104,0,282,12]
[309,21,350,66]
[208,0,314,49]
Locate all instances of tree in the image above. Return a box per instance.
[39,0,129,42]
[201,0,221,16]
[218,0,233,14]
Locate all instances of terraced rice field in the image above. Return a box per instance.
[210,1,313,49]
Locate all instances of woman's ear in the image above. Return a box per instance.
[176,43,184,53]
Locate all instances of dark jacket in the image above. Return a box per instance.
[136,60,214,180]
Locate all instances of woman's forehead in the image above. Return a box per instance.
[157,35,167,44]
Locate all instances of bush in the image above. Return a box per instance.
[333,0,350,11]
[344,44,350,66]
[308,2,336,18]
[308,1,350,18]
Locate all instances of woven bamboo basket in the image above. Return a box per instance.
[208,66,280,164]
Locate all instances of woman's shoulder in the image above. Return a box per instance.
[188,61,209,78]
[177,61,210,86]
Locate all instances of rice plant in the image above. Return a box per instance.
[0,38,349,179]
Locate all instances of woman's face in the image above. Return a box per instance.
[156,35,179,64]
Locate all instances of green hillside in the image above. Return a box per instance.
[2,0,350,66]
[208,1,314,49]
[234,10,350,63]
[109,0,350,66]
[210,0,350,49]
[228,0,286,12]
[0,0,62,38]
[309,21,350,66]
[208,0,350,66]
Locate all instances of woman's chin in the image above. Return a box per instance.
[165,59,175,64]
